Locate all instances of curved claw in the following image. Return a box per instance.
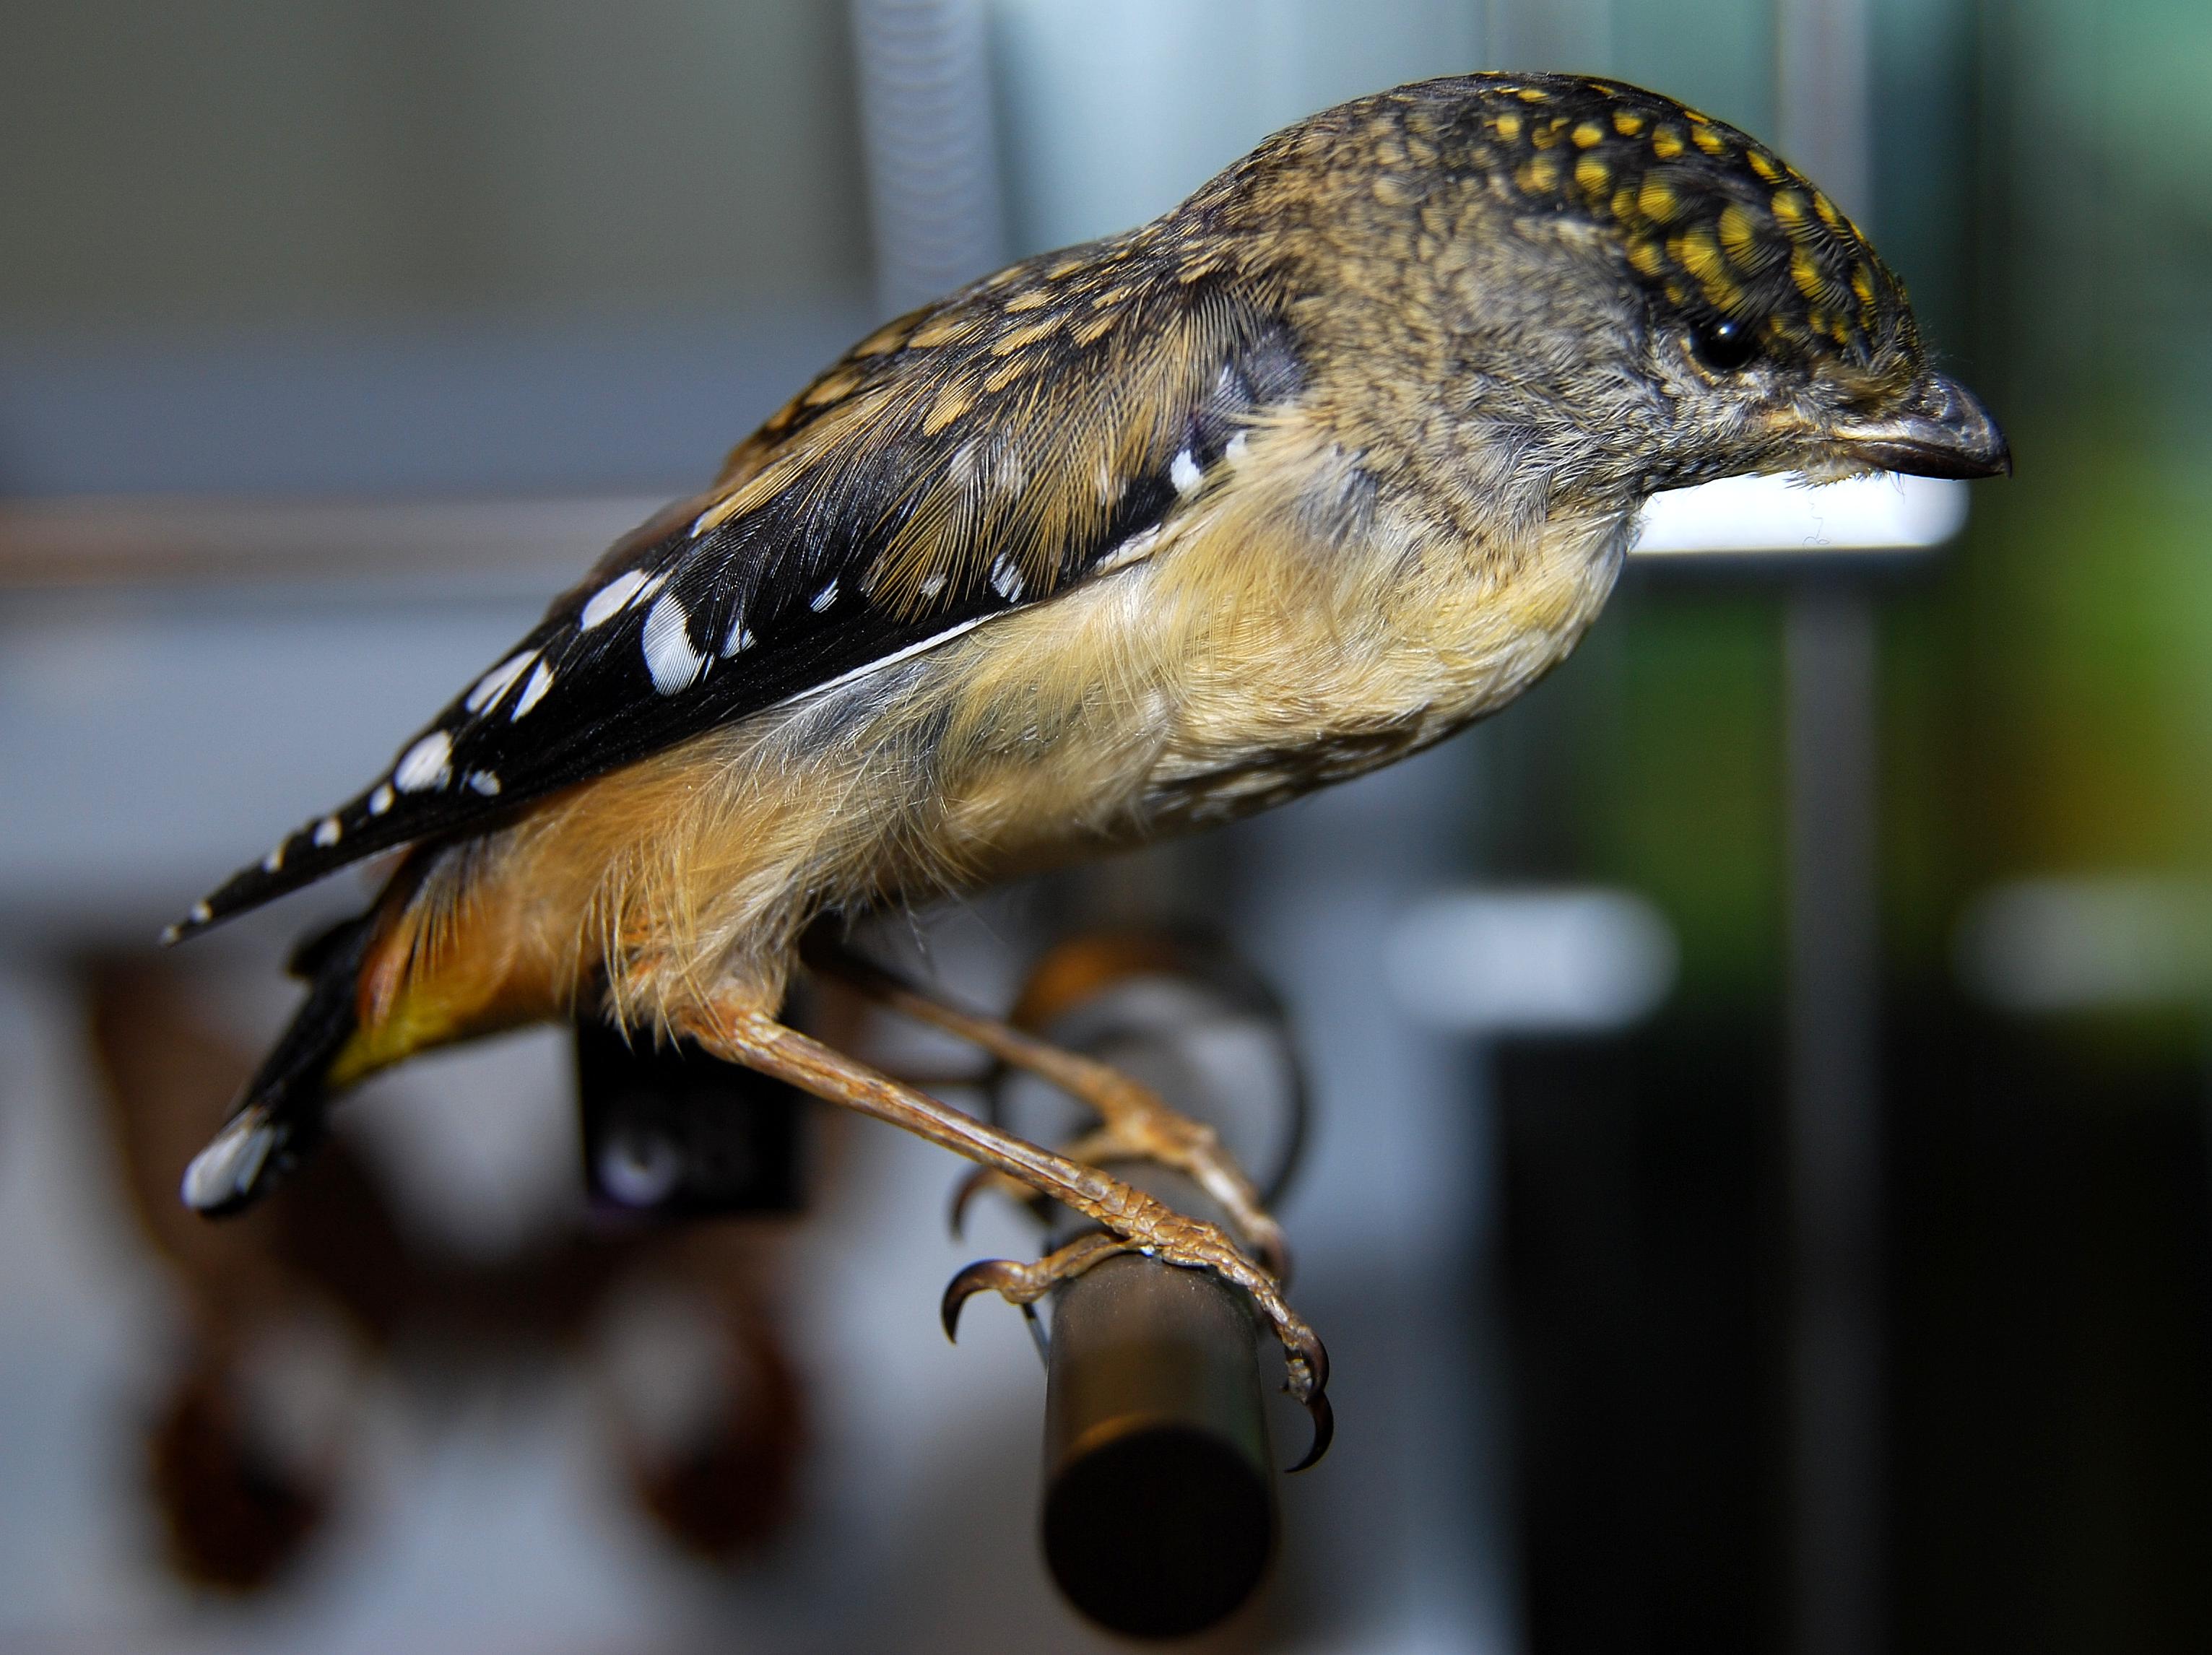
[1278,1324,1332,1472]
[1287,1386,1335,1473]
[947,1168,991,1239]
[947,1166,1049,1239]
[1285,1322,1330,1398]
[940,1258,1024,1343]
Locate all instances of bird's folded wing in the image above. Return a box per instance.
[169,242,1305,939]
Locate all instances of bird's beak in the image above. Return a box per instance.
[1826,371,2013,479]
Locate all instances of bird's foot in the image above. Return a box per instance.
[810,939,1291,1276]
[688,994,1330,1467]
[950,1101,1291,1282]
[941,1204,1332,1471]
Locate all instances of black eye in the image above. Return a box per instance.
[1691,316,1760,372]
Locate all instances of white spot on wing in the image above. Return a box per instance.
[368,783,394,816]
[989,554,1025,602]
[394,729,454,793]
[189,900,212,924]
[513,661,555,718]
[312,816,342,848]
[262,842,286,874]
[467,770,502,796]
[810,579,840,612]
[642,592,704,694]
[722,617,755,656]
[181,1108,277,1212]
[1171,448,1203,496]
[464,649,537,713]
[1226,431,1249,462]
[580,568,649,628]
[919,572,948,601]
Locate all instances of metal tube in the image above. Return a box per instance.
[849,0,1005,317]
[1778,0,1886,1645]
[1783,588,1885,1655]
[1041,1223,1276,1640]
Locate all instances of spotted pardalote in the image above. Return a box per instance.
[165,74,2005,1444]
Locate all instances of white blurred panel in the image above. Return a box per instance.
[1633,471,1966,555]
[1389,887,1679,1033]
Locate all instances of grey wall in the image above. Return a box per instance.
[0,0,871,331]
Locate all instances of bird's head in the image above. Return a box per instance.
[1226,72,2009,517]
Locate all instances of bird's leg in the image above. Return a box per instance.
[679,1000,1330,1467]
[807,942,1291,1282]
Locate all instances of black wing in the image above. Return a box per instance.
[168,237,1306,941]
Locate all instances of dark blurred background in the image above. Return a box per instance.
[1,2,2206,1651]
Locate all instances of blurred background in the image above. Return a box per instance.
[1,1,2208,1651]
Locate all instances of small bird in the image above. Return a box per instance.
[165,71,2008,1464]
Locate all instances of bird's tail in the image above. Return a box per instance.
[180,915,376,1217]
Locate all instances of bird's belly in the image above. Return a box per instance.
[914,503,1632,870]
[1135,510,1630,829]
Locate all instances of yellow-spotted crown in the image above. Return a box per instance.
[1314,72,1915,371]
